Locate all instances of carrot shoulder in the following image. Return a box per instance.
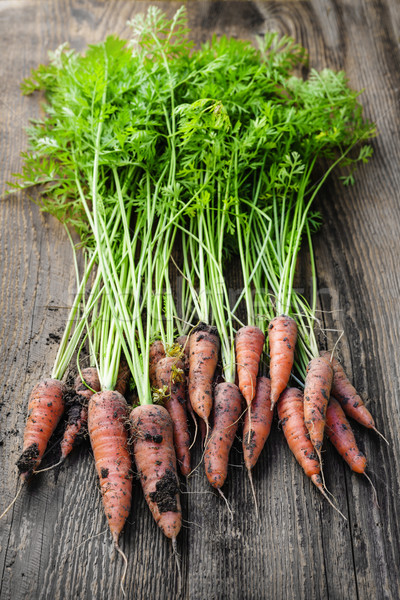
[130,404,181,540]
[303,356,333,455]
[149,340,166,388]
[235,326,265,407]
[204,382,242,489]
[155,357,191,476]
[242,376,273,471]
[320,351,375,429]
[61,367,101,460]
[17,378,65,480]
[326,397,367,474]
[88,390,132,545]
[268,315,297,409]
[188,323,220,425]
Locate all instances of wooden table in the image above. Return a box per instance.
[1,1,399,599]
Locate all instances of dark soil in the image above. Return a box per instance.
[149,469,179,513]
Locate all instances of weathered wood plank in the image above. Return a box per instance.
[1,1,399,599]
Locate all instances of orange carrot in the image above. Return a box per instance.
[176,335,190,376]
[88,390,132,546]
[204,382,242,489]
[130,404,181,540]
[60,367,100,460]
[277,387,323,492]
[326,396,367,473]
[303,356,333,457]
[235,326,265,407]
[17,378,65,480]
[268,315,298,410]
[242,377,273,471]
[188,323,220,432]
[320,351,376,430]
[149,340,166,388]
[115,356,131,397]
[155,357,191,476]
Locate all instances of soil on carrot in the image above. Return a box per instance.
[16,442,39,475]
[192,321,219,337]
[149,469,179,513]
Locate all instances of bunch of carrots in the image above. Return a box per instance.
[3,6,386,592]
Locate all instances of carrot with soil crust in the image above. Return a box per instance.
[17,378,65,480]
[278,387,345,517]
[303,356,333,458]
[326,397,367,473]
[320,351,387,442]
[235,326,265,407]
[204,382,242,491]
[130,404,182,540]
[60,367,101,460]
[242,377,273,471]
[155,357,191,476]
[88,390,132,546]
[188,323,220,437]
[268,315,298,410]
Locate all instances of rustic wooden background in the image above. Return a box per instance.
[1,1,399,599]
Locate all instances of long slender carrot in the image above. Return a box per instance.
[149,340,166,388]
[277,387,323,492]
[326,397,367,474]
[320,351,377,431]
[176,334,198,440]
[303,356,333,457]
[188,323,220,434]
[204,382,242,489]
[130,404,181,540]
[88,390,132,546]
[60,367,101,460]
[268,315,298,410]
[242,377,273,471]
[155,357,191,476]
[17,378,65,480]
[235,326,265,407]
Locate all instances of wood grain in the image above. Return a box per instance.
[1,1,400,599]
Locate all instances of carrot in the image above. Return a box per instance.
[130,404,181,540]
[204,382,242,489]
[60,367,100,460]
[176,335,190,376]
[88,390,132,546]
[235,326,265,407]
[149,340,166,388]
[326,397,367,474]
[17,378,65,480]
[268,315,298,410]
[242,377,273,471]
[303,356,333,457]
[320,351,378,432]
[188,322,220,435]
[277,387,325,494]
[155,357,191,476]
[115,356,131,397]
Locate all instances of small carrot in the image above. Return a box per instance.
[188,322,220,436]
[176,335,190,376]
[88,390,132,546]
[17,378,65,480]
[326,397,367,473]
[268,315,298,410]
[155,357,191,476]
[60,367,100,460]
[277,387,344,516]
[204,382,242,490]
[303,356,333,457]
[130,404,182,540]
[149,340,166,388]
[242,377,273,471]
[114,356,131,397]
[235,326,265,407]
[320,351,382,435]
